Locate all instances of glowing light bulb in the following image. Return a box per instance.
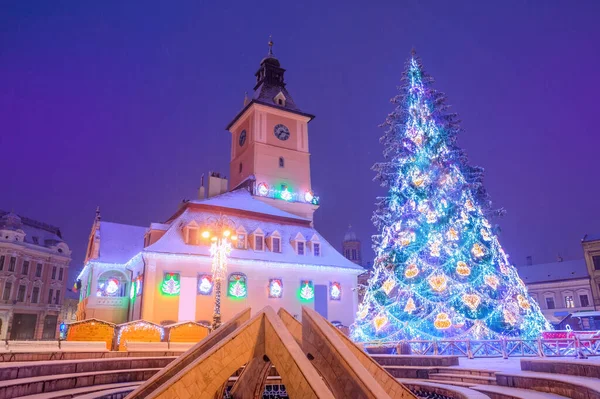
[201,231,210,239]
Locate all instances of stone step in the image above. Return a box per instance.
[520,358,600,378]
[371,354,459,367]
[437,367,496,377]
[0,368,160,399]
[13,382,142,399]
[0,356,176,380]
[429,373,497,385]
[471,384,570,399]
[75,385,138,399]
[397,378,491,399]
[496,370,600,398]
[382,365,439,379]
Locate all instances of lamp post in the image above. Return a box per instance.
[201,215,237,330]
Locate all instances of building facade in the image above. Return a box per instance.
[582,235,600,309]
[0,211,71,340]
[75,43,364,328]
[519,258,595,329]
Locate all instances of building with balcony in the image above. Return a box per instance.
[0,211,71,340]
[75,42,364,328]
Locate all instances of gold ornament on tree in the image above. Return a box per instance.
[404,297,416,314]
[484,275,499,289]
[382,277,396,295]
[463,293,481,311]
[465,199,475,212]
[434,313,451,329]
[456,261,471,276]
[428,274,447,292]
[517,294,531,310]
[374,314,388,331]
[471,243,485,258]
[480,228,491,241]
[446,227,459,241]
[404,263,419,279]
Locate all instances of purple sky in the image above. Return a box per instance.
[2,1,599,292]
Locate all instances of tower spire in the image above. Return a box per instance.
[268,35,274,56]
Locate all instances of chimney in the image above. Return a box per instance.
[526,256,533,266]
[207,171,228,198]
[557,254,563,262]
[198,174,205,200]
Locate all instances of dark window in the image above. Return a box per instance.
[8,257,16,272]
[351,249,357,260]
[36,263,42,277]
[297,241,305,255]
[237,234,245,249]
[2,282,12,300]
[580,295,590,307]
[255,235,263,251]
[0,255,4,271]
[279,157,284,168]
[272,237,280,253]
[239,162,243,174]
[22,261,29,275]
[594,256,600,271]
[278,99,283,105]
[345,249,350,259]
[52,266,57,279]
[55,290,60,305]
[314,243,321,256]
[48,289,54,304]
[546,297,555,309]
[58,268,63,281]
[31,287,39,304]
[32,236,39,244]
[17,285,26,302]
[188,229,198,245]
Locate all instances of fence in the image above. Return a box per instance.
[363,336,600,359]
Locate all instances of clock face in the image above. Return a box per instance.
[239,130,247,146]
[274,124,290,141]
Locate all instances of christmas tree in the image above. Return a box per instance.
[229,279,247,298]
[351,52,550,342]
[161,274,180,296]
[300,282,314,300]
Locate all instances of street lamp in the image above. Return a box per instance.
[201,215,237,330]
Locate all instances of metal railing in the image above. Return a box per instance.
[363,336,600,358]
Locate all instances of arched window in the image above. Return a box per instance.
[228,273,247,299]
[239,162,243,174]
[96,270,128,297]
[279,157,284,168]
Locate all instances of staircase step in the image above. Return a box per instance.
[437,367,496,377]
[429,372,496,385]
[471,384,570,399]
[398,378,491,398]
[13,382,141,399]
[496,370,600,398]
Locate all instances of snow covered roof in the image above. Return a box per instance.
[582,233,600,243]
[0,210,65,249]
[517,259,589,284]
[96,221,147,264]
[190,190,310,222]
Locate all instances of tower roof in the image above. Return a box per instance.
[343,225,359,242]
[226,39,314,130]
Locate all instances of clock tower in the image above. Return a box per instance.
[226,40,319,222]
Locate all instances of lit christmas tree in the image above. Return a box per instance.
[300,281,314,300]
[351,52,550,342]
[229,279,247,298]
[161,274,180,296]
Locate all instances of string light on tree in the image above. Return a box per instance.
[350,51,550,343]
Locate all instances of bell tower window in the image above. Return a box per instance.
[239,162,243,174]
[279,157,284,168]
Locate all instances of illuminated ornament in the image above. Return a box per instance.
[446,227,459,241]
[374,314,388,331]
[399,231,415,247]
[440,174,453,187]
[471,243,485,258]
[105,278,120,296]
[229,279,247,298]
[382,277,396,295]
[417,202,428,213]
[412,173,425,187]
[304,190,314,203]
[460,211,469,223]
[480,228,491,241]
[404,263,419,279]
[269,279,283,298]
[456,261,471,276]
[129,283,135,300]
[257,182,269,196]
[299,281,314,300]
[463,294,481,311]
[465,199,475,212]
[454,315,466,328]
[499,263,510,275]
[357,305,369,320]
[198,275,213,295]
[504,307,518,326]
[136,278,142,296]
[428,274,447,292]
[281,189,292,201]
[426,211,437,223]
[404,297,416,314]
[329,282,341,300]
[434,313,451,330]
[430,239,442,257]
[484,275,499,290]
[161,273,180,296]
[517,294,531,310]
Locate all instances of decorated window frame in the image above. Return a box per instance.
[251,228,264,252]
[292,232,306,256]
[268,278,283,298]
[228,273,248,299]
[96,270,128,298]
[298,280,314,301]
[197,273,214,295]
[236,226,247,250]
[184,221,200,245]
[309,234,321,256]
[161,272,181,296]
[267,231,282,253]
[329,281,341,301]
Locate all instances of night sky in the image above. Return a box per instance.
[2,1,599,293]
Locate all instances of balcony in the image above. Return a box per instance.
[85,296,129,308]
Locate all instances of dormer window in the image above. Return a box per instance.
[314,243,321,256]
[236,226,247,250]
[267,231,281,253]
[251,228,264,251]
[274,91,286,107]
[279,157,284,168]
[292,232,306,255]
[185,221,200,245]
